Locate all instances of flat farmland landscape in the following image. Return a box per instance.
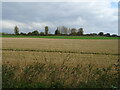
[2,38,119,88]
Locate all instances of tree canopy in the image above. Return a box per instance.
[14,26,19,35]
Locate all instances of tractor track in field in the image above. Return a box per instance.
[2,48,120,56]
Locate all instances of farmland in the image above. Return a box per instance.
[2,38,119,88]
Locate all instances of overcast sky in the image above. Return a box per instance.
[1,0,119,34]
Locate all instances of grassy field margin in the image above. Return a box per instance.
[1,35,120,39]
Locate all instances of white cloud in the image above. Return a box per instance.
[2,0,119,2]
[2,20,26,29]
[2,20,56,33]
[2,1,119,34]
[31,22,55,29]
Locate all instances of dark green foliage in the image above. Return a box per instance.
[27,32,32,35]
[40,32,45,36]
[77,28,84,36]
[111,34,117,37]
[20,32,26,35]
[88,33,98,36]
[3,25,119,36]
[98,32,104,36]
[45,26,49,35]
[105,33,110,37]
[1,33,9,35]
[32,30,39,35]
[70,28,77,36]
[55,30,60,35]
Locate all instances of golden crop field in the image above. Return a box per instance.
[2,38,119,88]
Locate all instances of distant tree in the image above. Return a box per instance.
[48,34,53,36]
[111,34,117,37]
[27,32,32,35]
[40,32,44,36]
[89,33,97,36]
[64,27,68,35]
[55,27,60,35]
[20,32,26,35]
[58,26,68,35]
[14,26,19,35]
[92,33,97,36]
[32,30,39,35]
[105,33,110,37]
[45,26,49,35]
[70,28,77,35]
[77,28,84,36]
[1,32,8,35]
[98,32,104,36]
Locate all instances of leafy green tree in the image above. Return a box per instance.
[40,32,45,36]
[92,33,97,36]
[105,33,110,37]
[20,32,26,35]
[89,33,97,36]
[14,26,19,35]
[77,28,84,36]
[32,30,39,35]
[98,32,104,36]
[70,28,77,35]
[111,34,117,37]
[45,26,49,35]
[27,32,32,35]
[1,33,8,35]
[55,27,60,35]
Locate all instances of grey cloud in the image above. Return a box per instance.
[2,2,118,34]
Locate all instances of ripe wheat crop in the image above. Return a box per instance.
[2,38,119,88]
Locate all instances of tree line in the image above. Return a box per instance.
[2,25,118,37]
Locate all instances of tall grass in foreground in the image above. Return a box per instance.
[2,59,119,88]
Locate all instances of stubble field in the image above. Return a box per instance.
[2,38,119,88]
